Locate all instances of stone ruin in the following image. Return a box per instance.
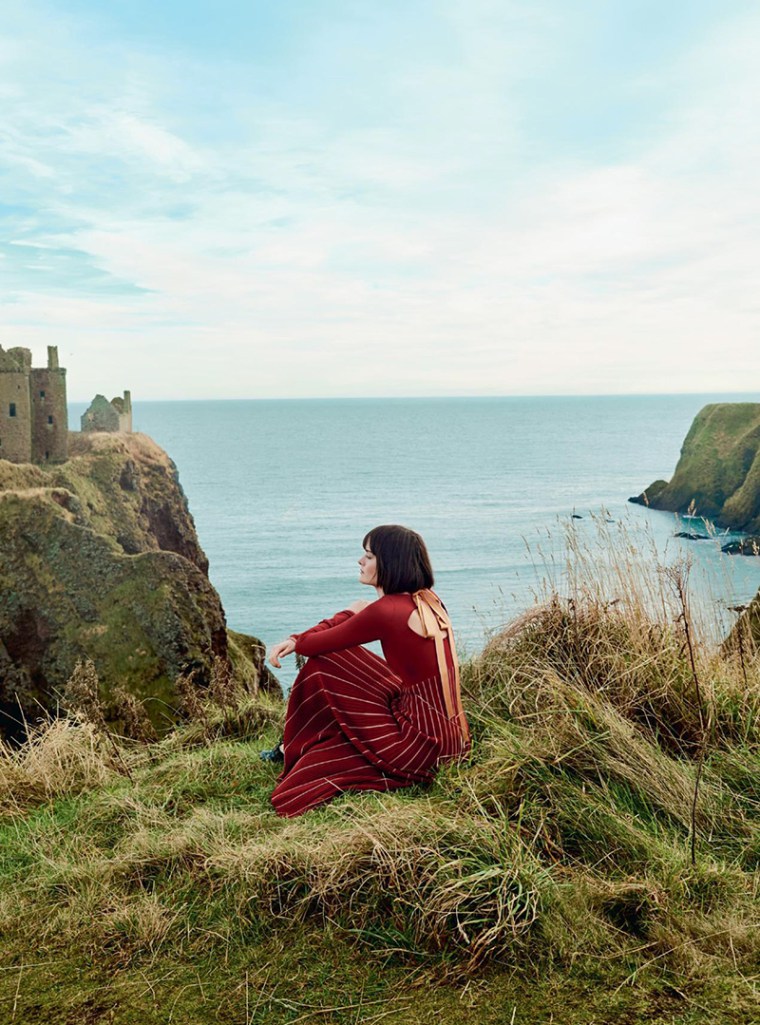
[81,391,133,434]
[0,344,134,465]
[0,345,68,463]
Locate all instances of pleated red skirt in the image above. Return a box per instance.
[271,646,469,817]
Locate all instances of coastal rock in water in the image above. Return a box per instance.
[674,531,709,541]
[721,537,760,556]
[629,479,668,507]
[0,432,279,736]
[629,403,760,533]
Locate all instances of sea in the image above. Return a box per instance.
[69,394,760,689]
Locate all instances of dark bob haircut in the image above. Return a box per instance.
[362,524,434,595]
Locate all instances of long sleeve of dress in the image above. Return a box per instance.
[294,602,387,657]
[292,609,355,640]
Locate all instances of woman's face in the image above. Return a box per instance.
[358,545,378,587]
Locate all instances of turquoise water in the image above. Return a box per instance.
[69,395,760,687]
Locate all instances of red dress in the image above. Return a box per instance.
[271,590,470,817]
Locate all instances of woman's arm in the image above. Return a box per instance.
[296,608,356,636]
[268,602,374,667]
[294,599,388,657]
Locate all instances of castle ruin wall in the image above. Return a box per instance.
[30,368,69,464]
[0,369,33,463]
[81,394,120,432]
[0,345,68,464]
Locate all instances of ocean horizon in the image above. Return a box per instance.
[69,393,760,689]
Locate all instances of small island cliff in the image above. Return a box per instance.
[629,402,760,533]
[0,430,277,736]
[629,401,760,650]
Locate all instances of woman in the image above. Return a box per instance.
[265,524,470,817]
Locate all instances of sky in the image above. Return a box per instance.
[1,0,759,400]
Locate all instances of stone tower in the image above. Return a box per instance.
[0,345,68,464]
[0,347,33,462]
[31,346,69,463]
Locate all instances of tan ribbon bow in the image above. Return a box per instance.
[412,589,470,744]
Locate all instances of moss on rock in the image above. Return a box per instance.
[0,433,279,736]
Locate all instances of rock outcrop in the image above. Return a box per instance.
[0,432,278,737]
[721,537,760,556]
[629,403,760,533]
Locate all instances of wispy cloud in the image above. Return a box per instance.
[1,0,758,398]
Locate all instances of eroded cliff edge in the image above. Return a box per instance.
[0,431,278,734]
[629,403,760,533]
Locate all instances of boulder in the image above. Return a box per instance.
[0,431,279,737]
[721,537,760,556]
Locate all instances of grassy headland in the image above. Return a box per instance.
[0,551,758,1024]
[631,403,760,533]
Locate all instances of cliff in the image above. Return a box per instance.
[629,402,760,532]
[0,432,277,735]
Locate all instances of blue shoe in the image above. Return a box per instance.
[260,742,284,763]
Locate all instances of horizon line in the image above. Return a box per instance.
[66,390,760,404]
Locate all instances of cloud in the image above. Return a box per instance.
[1,1,759,399]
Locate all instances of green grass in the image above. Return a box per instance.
[635,402,760,531]
[0,589,758,1024]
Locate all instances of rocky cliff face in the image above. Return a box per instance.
[630,403,760,533]
[0,432,277,736]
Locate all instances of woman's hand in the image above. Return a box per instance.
[347,599,372,614]
[268,637,296,668]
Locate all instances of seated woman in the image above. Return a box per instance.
[266,524,470,817]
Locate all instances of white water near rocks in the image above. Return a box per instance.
[69,394,760,690]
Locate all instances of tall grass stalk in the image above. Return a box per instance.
[668,567,710,866]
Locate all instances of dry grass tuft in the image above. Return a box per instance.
[99,893,181,955]
[470,593,760,756]
[209,800,551,966]
[0,717,116,812]
[110,686,158,744]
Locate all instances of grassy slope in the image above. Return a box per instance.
[54,431,209,569]
[1,579,758,1025]
[0,432,205,570]
[633,404,760,532]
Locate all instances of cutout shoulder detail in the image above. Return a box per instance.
[407,609,426,637]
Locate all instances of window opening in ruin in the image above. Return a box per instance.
[9,403,16,417]
[40,390,46,398]
[48,415,54,424]
[45,451,49,460]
